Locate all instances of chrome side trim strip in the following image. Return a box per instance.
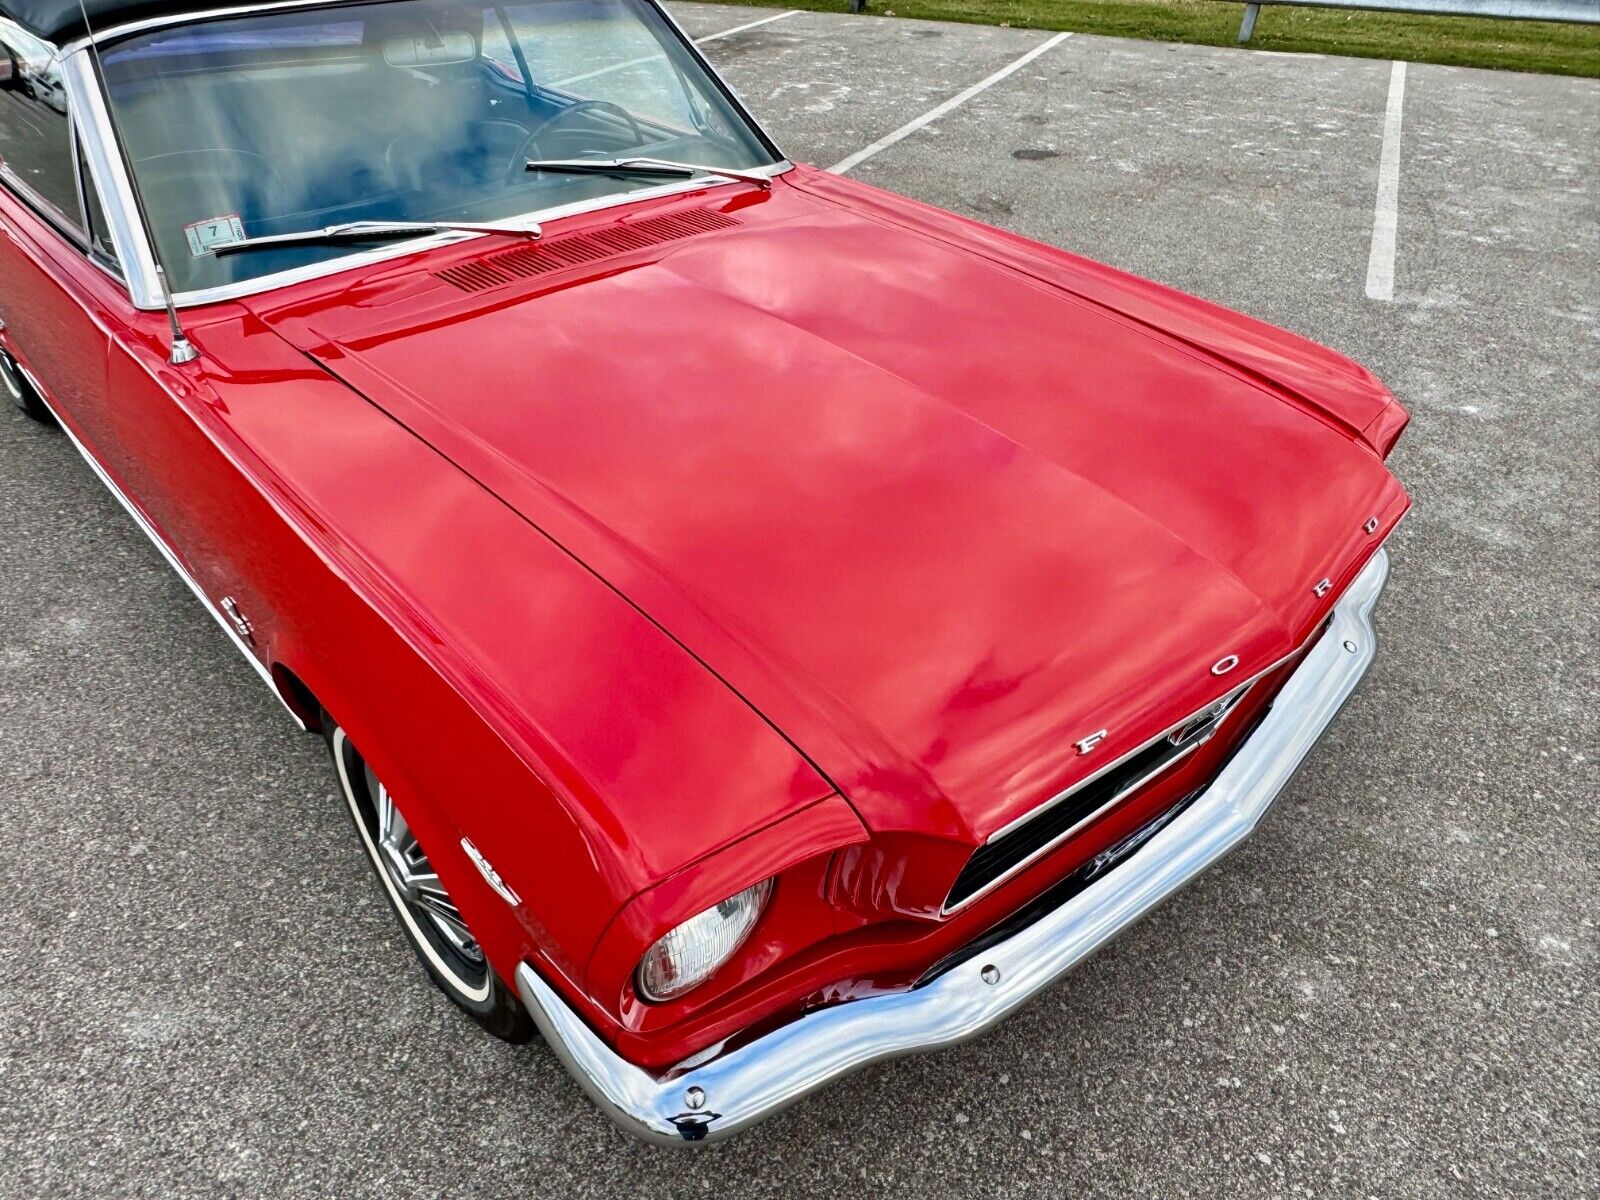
[31,390,307,730]
[516,549,1391,1146]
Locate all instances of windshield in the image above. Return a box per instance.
[97,0,778,293]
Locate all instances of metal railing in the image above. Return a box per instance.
[839,0,1599,34]
[1238,0,1600,41]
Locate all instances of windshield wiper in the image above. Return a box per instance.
[209,219,542,258]
[524,157,772,190]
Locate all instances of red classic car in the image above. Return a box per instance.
[1,0,1408,1144]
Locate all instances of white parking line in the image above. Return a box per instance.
[828,32,1074,175]
[1365,60,1407,302]
[696,9,801,43]
[556,10,800,88]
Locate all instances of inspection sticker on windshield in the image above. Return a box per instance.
[184,215,245,257]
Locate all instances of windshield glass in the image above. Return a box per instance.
[98,0,778,293]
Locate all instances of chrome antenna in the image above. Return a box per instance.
[154,266,198,364]
[74,0,199,366]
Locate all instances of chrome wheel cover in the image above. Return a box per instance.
[371,779,485,964]
[1,352,28,405]
[331,727,492,1002]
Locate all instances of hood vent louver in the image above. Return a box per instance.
[434,207,741,293]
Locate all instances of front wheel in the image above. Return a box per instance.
[327,718,534,1043]
[1,349,53,423]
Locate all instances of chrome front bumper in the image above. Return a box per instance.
[516,549,1391,1146]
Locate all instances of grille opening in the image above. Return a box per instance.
[919,786,1208,988]
[944,684,1249,912]
[433,207,740,292]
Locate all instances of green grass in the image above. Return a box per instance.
[716,0,1600,76]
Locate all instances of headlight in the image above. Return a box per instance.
[635,878,774,1002]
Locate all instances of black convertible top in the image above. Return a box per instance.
[4,0,305,43]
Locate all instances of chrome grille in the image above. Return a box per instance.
[943,682,1251,912]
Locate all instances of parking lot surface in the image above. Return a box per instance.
[2,7,1596,1197]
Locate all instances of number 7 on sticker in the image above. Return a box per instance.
[184,215,246,257]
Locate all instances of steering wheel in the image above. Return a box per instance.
[507,100,646,182]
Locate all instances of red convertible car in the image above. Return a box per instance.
[1,0,1408,1144]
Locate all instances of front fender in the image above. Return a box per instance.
[169,310,835,1009]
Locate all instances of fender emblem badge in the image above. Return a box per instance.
[1313,578,1333,597]
[461,837,522,907]
[219,596,254,645]
[1075,729,1109,755]
[1211,654,1240,676]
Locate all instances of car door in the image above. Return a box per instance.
[0,32,293,705]
[0,28,113,432]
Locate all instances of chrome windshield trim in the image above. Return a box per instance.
[517,548,1392,1146]
[59,0,790,311]
[653,0,785,164]
[59,49,164,309]
[60,0,442,52]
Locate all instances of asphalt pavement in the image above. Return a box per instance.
[1,7,1596,1197]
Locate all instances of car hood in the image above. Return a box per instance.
[256,179,1407,844]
